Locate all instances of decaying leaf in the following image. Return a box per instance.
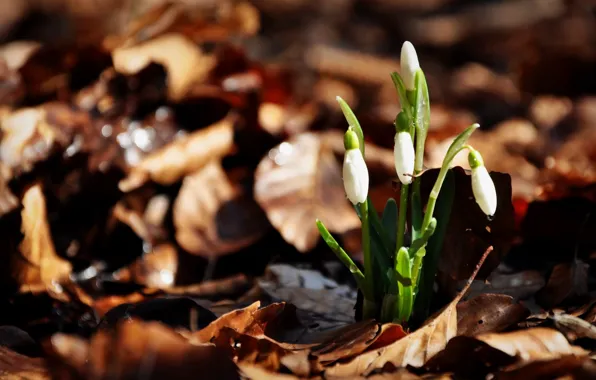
[496,355,596,379]
[476,327,588,362]
[112,33,216,101]
[49,320,239,380]
[191,301,262,344]
[13,183,72,290]
[254,133,360,252]
[457,294,529,336]
[173,161,268,257]
[0,346,49,380]
[119,114,235,192]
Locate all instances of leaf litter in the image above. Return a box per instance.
[0,1,595,379]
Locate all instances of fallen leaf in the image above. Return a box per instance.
[476,327,588,362]
[238,363,299,380]
[420,167,515,282]
[457,294,530,336]
[119,114,235,192]
[49,320,239,380]
[326,247,493,376]
[535,260,589,309]
[0,346,49,380]
[424,336,516,378]
[258,264,357,332]
[113,243,178,288]
[0,103,89,175]
[98,297,217,331]
[552,313,596,341]
[495,355,596,379]
[12,183,72,290]
[192,301,262,343]
[213,327,290,371]
[254,133,360,252]
[112,33,216,101]
[173,161,269,257]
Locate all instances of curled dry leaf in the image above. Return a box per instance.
[112,33,216,101]
[0,346,49,380]
[49,320,239,380]
[0,163,18,216]
[119,114,235,192]
[457,294,530,336]
[192,301,262,344]
[476,327,588,362]
[173,161,268,257]
[12,183,72,290]
[254,133,360,252]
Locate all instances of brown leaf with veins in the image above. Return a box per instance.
[0,346,49,380]
[119,114,235,192]
[12,183,72,290]
[254,133,360,252]
[476,328,588,362]
[49,320,239,380]
[192,301,262,344]
[457,294,529,336]
[112,33,216,101]
[173,161,268,257]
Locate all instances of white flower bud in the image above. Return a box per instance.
[394,131,415,185]
[400,41,420,91]
[343,148,369,205]
[469,150,497,217]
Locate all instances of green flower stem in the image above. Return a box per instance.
[316,220,366,291]
[395,184,409,254]
[359,201,377,317]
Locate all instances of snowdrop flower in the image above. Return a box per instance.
[400,41,420,91]
[469,149,497,217]
[393,112,415,185]
[343,129,369,205]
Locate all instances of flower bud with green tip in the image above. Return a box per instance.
[468,149,497,217]
[394,112,415,185]
[400,41,420,91]
[343,128,369,205]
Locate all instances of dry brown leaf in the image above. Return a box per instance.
[12,183,72,290]
[0,346,49,380]
[535,260,589,309]
[326,247,493,376]
[119,114,234,192]
[457,294,529,336]
[476,327,588,362]
[0,103,88,174]
[173,161,268,257]
[551,313,596,341]
[112,33,216,101]
[495,355,596,379]
[49,320,239,380]
[254,133,360,252]
[113,243,178,288]
[192,301,262,343]
[239,363,299,380]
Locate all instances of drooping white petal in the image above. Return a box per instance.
[343,148,369,204]
[471,166,497,216]
[394,132,415,185]
[400,41,420,91]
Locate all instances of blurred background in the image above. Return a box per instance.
[0,0,595,329]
